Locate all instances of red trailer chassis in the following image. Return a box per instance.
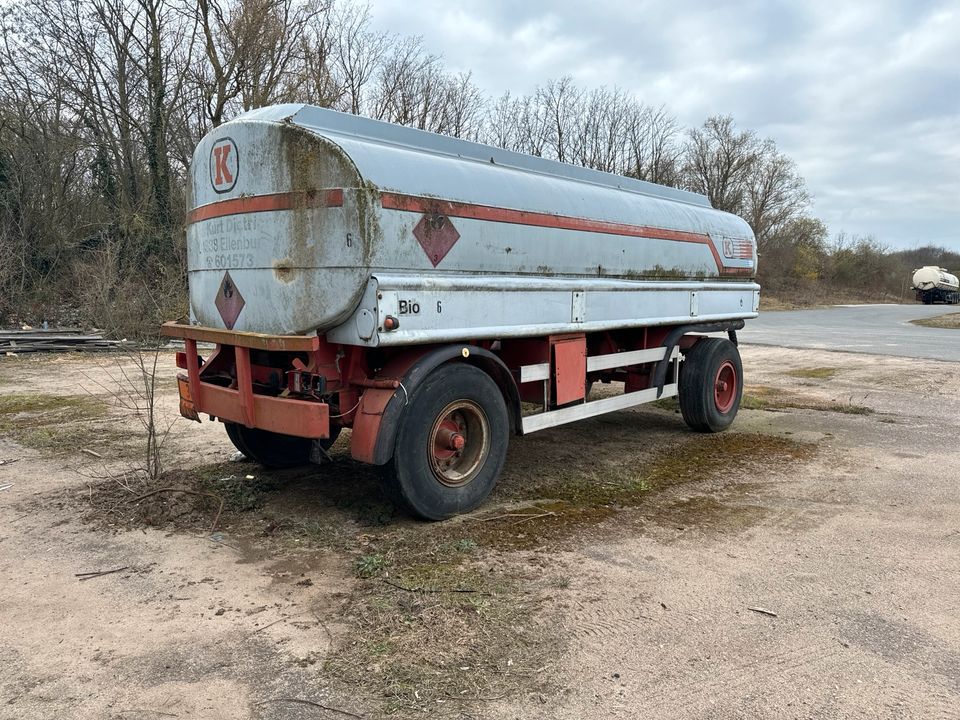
[162,319,743,518]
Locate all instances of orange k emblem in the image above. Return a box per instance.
[213,145,232,185]
[210,138,238,193]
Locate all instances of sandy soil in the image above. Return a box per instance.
[1,345,959,719]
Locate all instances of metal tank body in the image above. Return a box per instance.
[187,104,759,343]
[911,266,960,292]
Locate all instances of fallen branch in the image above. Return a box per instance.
[509,511,557,525]
[475,509,558,523]
[76,566,130,581]
[0,458,20,466]
[81,448,104,459]
[248,611,307,636]
[130,487,224,531]
[116,709,178,717]
[256,698,363,718]
[443,691,508,702]
[747,606,778,617]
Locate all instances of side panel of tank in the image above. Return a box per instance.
[369,207,723,278]
[187,121,373,334]
[314,124,756,277]
[325,273,761,347]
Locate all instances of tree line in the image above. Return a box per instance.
[0,0,950,335]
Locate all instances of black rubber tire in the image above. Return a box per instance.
[678,337,743,433]
[224,423,341,468]
[382,363,509,521]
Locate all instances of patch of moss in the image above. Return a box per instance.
[642,432,813,492]
[784,367,841,379]
[657,494,770,532]
[741,393,772,410]
[456,432,817,552]
[743,385,872,415]
[652,397,680,411]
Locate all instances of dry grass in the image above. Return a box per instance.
[0,393,132,455]
[910,312,960,329]
[759,295,824,312]
[325,541,557,715]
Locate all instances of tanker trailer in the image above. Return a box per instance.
[162,104,760,520]
[911,266,960,304]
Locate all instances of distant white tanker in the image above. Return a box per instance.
[911,266,959,305]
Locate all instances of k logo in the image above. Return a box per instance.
[210,137,239,193]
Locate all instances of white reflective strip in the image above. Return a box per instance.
[519,363,550,383]
[522,383,678,433]
[586,346,678,372]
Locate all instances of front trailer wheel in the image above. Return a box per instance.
[224,423,341,468]
[383,363,509,520]
[678,337,743,433]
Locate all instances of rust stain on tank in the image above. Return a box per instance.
[276,124,378,333]
[273,259,296,283]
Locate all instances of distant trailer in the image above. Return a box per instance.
[912,266,960,305]
[162,104,760,520]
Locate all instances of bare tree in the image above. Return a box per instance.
[371,34,442,127]
[440,72,486,140]
[484,92,526,152]
[573,86,634,174]
[625,104,680,185]
[682,115,759,214]
[537,76,582,163]
[1,0,851,326]
[194,0,326,126]
[745,140,810,250]
[330,1,387,115]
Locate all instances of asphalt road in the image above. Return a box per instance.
[740,303,960,361]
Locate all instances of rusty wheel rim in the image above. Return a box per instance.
[428,400,490,488]
[714,360,738,414]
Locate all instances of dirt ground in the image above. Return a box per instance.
[1,345,959,719]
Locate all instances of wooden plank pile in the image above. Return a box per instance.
[1,327,121,354]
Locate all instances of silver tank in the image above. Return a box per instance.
[186,104,757,335]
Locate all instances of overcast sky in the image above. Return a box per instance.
[368,0,960,251]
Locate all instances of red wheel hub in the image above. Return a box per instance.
[428,401,490,488]
[433,420,465,458]
[714,360,738,413]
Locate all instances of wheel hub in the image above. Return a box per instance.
[714,360,738,414]
[428,400,490,488]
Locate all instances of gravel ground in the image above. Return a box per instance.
[1,344,958,719]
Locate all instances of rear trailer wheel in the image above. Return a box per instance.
[384,363,509,521]
[678,337,743,433]
[224,423,341,468]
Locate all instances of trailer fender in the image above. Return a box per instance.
[351,345,522,466]
[652,320,745,398]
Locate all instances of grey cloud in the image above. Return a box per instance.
[370,0,959,249]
